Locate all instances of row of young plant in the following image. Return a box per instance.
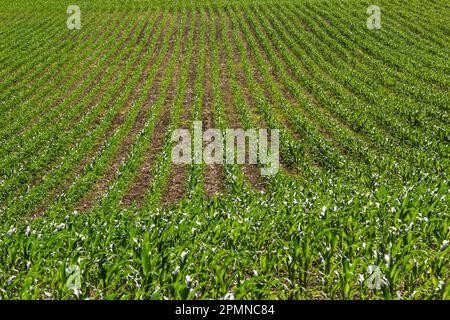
[241,5,378,173]
[0,14,130,151]
[237,7,388,182]
[42,12,184,216]
[309,2,449,91]
[265,3,445,172]
[1,14,173,219]
[208,7,261,197]
[377,2,448,64]
[248,5,442,180]
[220,7,447,297]
[306,2,449,121]
[0,14,138,165]
[0,2,447,299]
[0,10,66,85]
[89,11,192,211]
[280,3,447,139]
[0,16,147,211]
[0,10,118,115]
[232,7,369,175]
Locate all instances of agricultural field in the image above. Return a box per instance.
[0,0,448,300]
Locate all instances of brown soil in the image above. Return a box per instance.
[27,15,166,218]
[74,14,172,211]
[202,11,225,198]
[225,12,266,192]
[160,11,199,206]
[121,12,190,208]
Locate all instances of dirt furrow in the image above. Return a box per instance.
[28,16,167,217]
[224,11,266,192]
[121,12,191,208]
[202,11,225,198]
[159,13,200,206]
[75,13,179,211]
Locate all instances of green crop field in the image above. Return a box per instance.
[0,0,448,300]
